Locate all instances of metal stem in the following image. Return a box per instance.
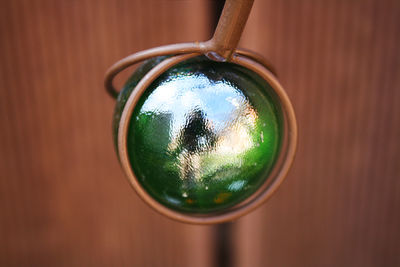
[205,0,255,61]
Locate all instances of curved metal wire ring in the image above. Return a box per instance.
[104,43,277,98]
[116,52,298,224]
[104,43,205,98]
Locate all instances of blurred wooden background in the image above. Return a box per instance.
[0,0,399,266]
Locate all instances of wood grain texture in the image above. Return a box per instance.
[236,0,400,266]
[0,0,213,266]
[1,0,400,266]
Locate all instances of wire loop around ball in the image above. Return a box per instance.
[115,53,298,224]
[104,43,277,99]
[104,0,296,224]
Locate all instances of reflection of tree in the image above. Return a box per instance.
[137,111,172,153]
[174,109,217,190]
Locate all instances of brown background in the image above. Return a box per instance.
[0,0,399,266]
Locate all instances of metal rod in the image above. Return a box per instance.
[104,0,256,97]
[205,0,255,60]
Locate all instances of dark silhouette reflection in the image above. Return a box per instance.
[174,109,217,190]
[179,109,217,154]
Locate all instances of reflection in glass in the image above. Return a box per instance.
[120,56,282,213]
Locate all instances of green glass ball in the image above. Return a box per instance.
[114,56,283,214]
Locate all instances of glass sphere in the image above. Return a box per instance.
[114,56,283,214]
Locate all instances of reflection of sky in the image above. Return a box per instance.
[138,71,271,191]
[141,74,245,136]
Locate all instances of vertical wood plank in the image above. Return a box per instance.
[237,0,400,266]
[0,0,214,266]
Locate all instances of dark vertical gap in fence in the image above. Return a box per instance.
[214,222,234,267]
[211,0,226,35]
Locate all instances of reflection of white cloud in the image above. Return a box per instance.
[228,180,247,191]
[204,81,236,94]
[181,90,202,109]
[226,96,241,108]
[145,83,178,109]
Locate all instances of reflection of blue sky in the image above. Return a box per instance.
[141,74,246,136]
